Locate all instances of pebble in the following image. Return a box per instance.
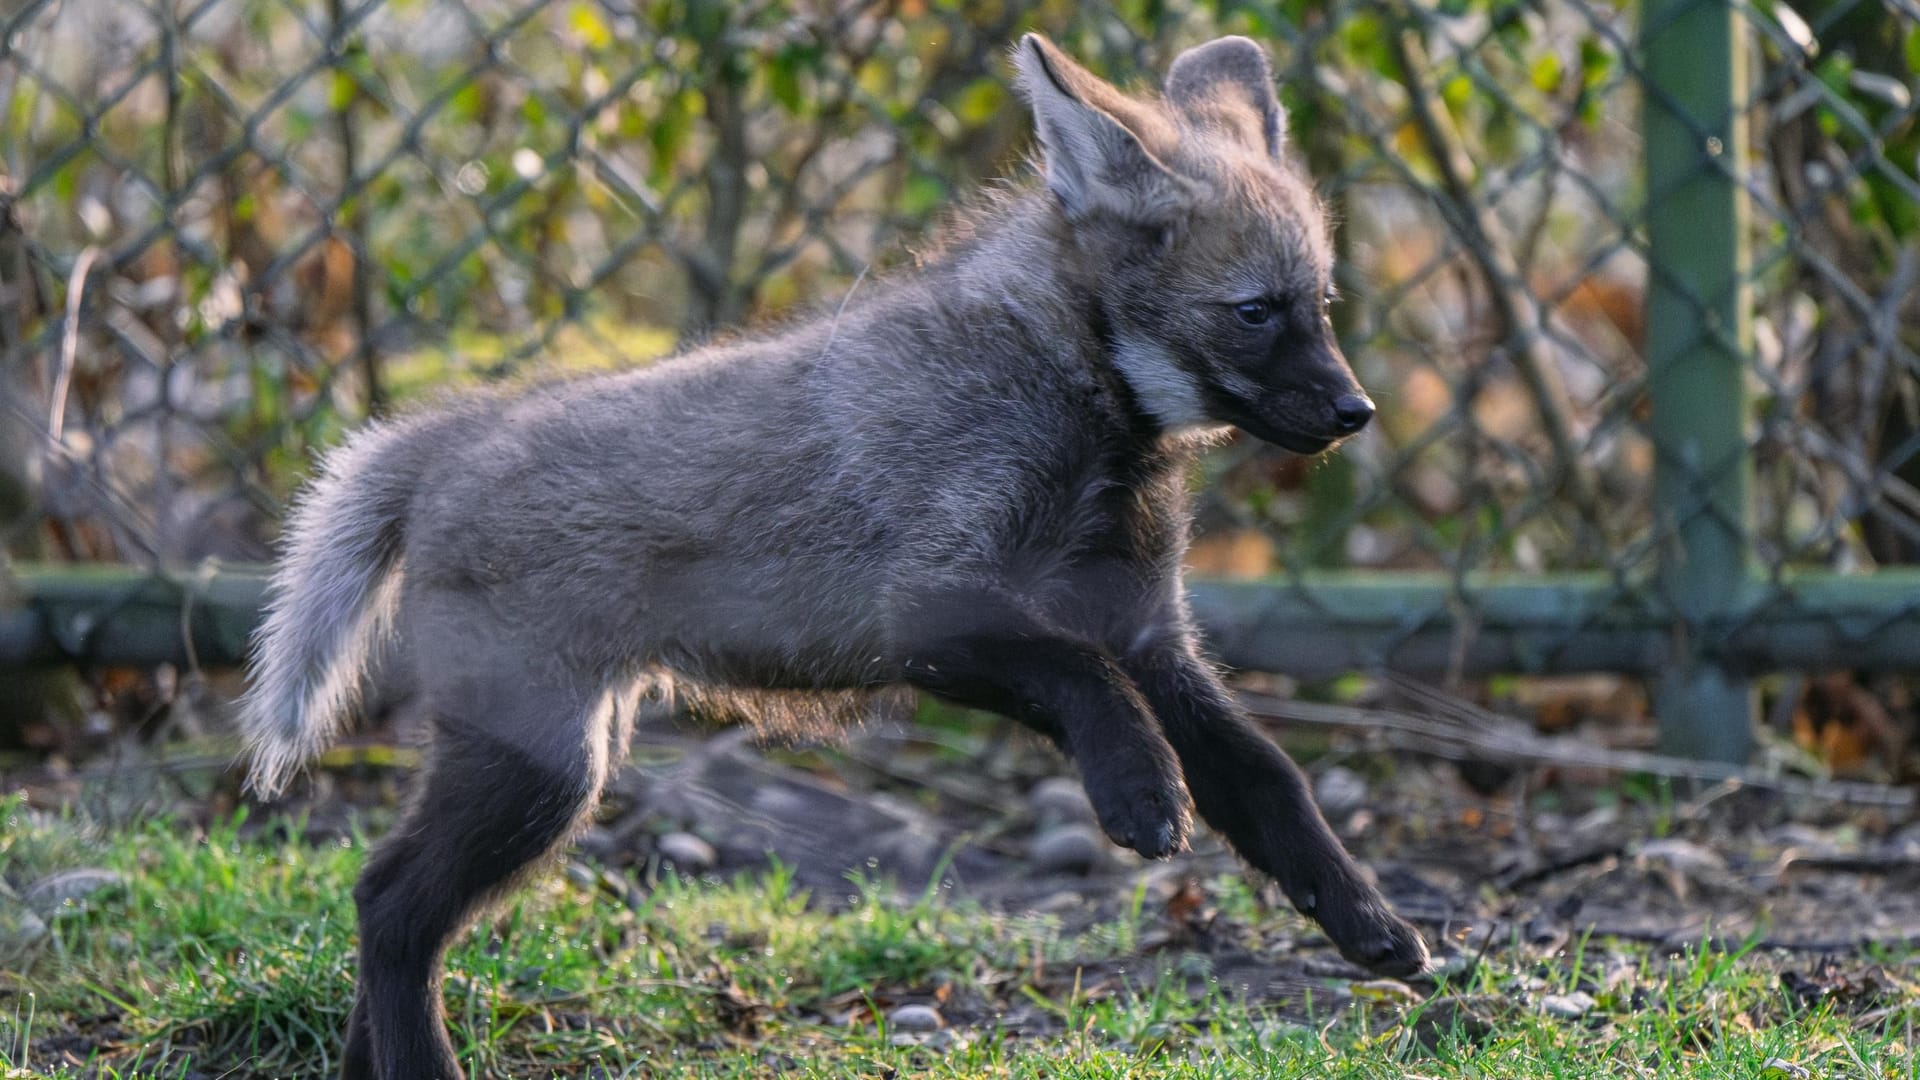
[1890,823,1920,857]
[1425,952,1480,983]
[657,831,718,872]
[1026,824,1105,875]
[564,861,634,902]
[1539,991,1597,1019]
[1032,889,1089,913]
[868,825,944,877]
[888,1004,944,1032]
[888,1029,959,1049]
[564,861,599,892]
[573,826,622,861]
[0,900,48,966]
[1634,838,1725,874]
[1027,777,1096,825]
[24,868,126,918]
[1314,766,1370,818]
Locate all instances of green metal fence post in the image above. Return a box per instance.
[1642,0,1756,761]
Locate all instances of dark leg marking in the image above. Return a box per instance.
[902,600,1191,859]
[347,704,608,1079]
[1125,642,1429,976]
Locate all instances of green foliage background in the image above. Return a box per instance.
[1,0,1914,575]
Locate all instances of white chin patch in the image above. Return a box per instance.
[1113,336,1215,432]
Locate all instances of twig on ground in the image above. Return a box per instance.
[1392,900,1920,956]
[1493,843,1627,892]
[1237,686,1916,812]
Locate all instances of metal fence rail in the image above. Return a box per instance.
[2,0,1916,761]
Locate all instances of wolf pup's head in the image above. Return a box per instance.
[1014,34,1372,453]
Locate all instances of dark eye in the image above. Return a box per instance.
[1233,300,1274,326]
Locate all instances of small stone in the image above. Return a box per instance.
[1032,889,1088,913]
[0,900,48,967]
[1634,838,1725,874]
[1315,766,1369,818]
[657,831,717,872]
[1426,952,1480,984]
[574,826,622,860]
[1027,824,1106,875]
[1539,991,1597,1019]
[1027,777,1096,825]
[888,1004,944,1032]
[869,825,943,877]
[1890,823,1920,858]
[24,868,126,918]
[564,861,633,901]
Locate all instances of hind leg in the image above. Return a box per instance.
[347,715,603,1078]
[342,603,625,1079]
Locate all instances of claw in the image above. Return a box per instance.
[1331,910,1430,976]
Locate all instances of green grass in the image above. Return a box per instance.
[2,795,1915,1079]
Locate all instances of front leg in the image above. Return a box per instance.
[1124,638,1430,976]
[901,602,1192,859]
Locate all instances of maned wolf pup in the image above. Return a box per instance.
[244,32,1428,1078]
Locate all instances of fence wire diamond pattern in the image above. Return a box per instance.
[1,0,1916,757]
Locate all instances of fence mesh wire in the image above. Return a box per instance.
[1,0,1916,717]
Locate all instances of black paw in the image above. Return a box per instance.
[1313,896,1430,977]
[1090,776,1192,860]
[1337,911,1429,976]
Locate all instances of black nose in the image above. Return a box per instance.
[1332,393,1375,433]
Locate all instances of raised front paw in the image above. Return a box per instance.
[1298,883,1430,977]
[1086,769,1193,860]
[1334,904,1429,976]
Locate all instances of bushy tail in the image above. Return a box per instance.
[241,422,419,797]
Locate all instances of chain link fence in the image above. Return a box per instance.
[2,0,1916,759]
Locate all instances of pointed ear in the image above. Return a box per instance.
[1013,33,1187,224]
[1165,36,1287,157]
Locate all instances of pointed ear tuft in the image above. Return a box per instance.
[1013,33,1188,224]
[1165,36,1287,156]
